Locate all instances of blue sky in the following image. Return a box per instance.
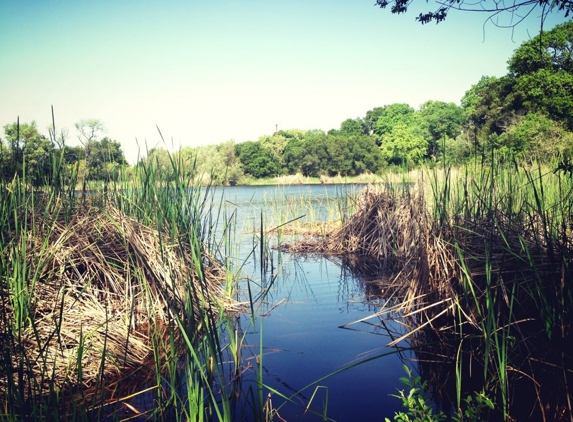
[0,0,567,163]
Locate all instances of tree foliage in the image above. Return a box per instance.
[85,137,127,181]
[508,21,573,77]
[416,101,465,158]
[379,123,428,166]
[373,103,416,140]
[236,141,281,179]
[330,118,369,137]
[75,118,106,146]
[375,0,572,26]
[2,121,54,185]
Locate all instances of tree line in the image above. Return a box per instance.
[2,21,573,186]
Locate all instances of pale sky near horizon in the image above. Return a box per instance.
[0,0,568,164]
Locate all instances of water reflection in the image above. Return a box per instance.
[236,248,415,421]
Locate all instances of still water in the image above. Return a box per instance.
[211,184,415,421]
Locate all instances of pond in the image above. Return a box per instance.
[211,184,416,421]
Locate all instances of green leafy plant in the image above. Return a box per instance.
[387,365,495,422]
[385,365,446,422]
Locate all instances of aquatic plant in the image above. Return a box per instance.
[0,138,256,421]
[284,156,573,420]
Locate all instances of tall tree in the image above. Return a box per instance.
[373,103,415,140]
[364,107,385,135]
[461,75,515,149]
[75,119,106,146]
[336,118,369,136]
[236,141,280,178]
[508,21,573,130]
[85,137,127,180]
[2,121,54,185]
[508,21,573,77]
[380,123,428,167]
[417,100,465,158]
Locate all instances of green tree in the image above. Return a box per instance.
[461,75,514,151]
[236,141,280,178]
[506,21,573,130]
[417,100,465,158]
[513,69,573,130]
[259,134,289,170]
[504,112,573,160]
[283,137,307,174]
[85,137,127,180]
[380,123,428,167]
[508,21,573,77]
[2,121,54,185]
[183,141,243,185]
[139,147,173,181]
[346,135,384,174]
[333,118,368,136]
[75,118,105,146]
[0,138,12,180]
[374,103,416,140]
[364,107,386,135]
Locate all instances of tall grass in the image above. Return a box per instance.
[285,156,573,420]
[0,137,271,421]
[400,158,573,420]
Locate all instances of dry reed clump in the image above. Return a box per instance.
[280,186,426,259]
[0,204,231,395]
[280,174,573,417]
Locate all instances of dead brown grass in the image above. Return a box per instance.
[1,204,232,394]
[279,185,426,259]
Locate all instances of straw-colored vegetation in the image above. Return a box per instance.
[0,151,257,420]
[1,203,228,394]
[283,159,573,421]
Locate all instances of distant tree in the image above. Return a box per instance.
[75,118,106,146]
[379,123,428,167]
[373,103,416,140]
[2,121,54,185]
[236,141,280,178]
[182,141,243,185]
[283,137,307,174]
[416,101,465,158]
[259,134,289,170]
[85,137,127,180]
[0,138,11,180]
[504,113,573,160]
[346,135,384,174]
[291,133,382,177]
[364,107,385,135]
[461,75,514,150]
[337,118,369,136]
[300,133,332,177]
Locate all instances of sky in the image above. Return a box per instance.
[0,0,568,164]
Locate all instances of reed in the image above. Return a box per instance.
[286,156,573,420]
[0,138,258,421]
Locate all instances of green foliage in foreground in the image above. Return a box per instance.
[386,366,494,422]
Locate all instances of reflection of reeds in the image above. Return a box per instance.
[284,159,573,421]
